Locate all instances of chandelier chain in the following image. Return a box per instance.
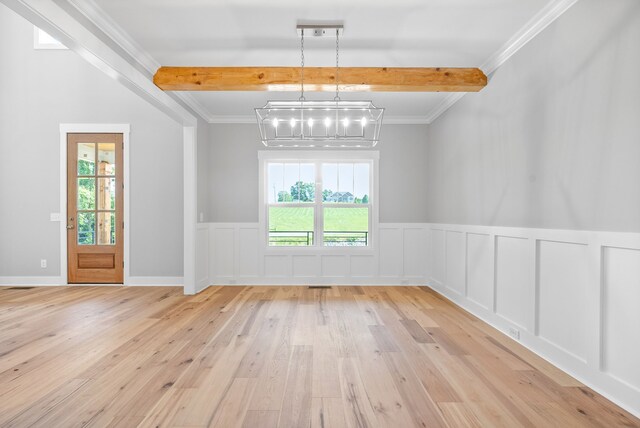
[299,29,305,101]
[335,29,340,101]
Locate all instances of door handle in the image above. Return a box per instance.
[67,224,75,229]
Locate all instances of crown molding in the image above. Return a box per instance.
[65,0,579,126]
[66,0,211,123]
[66,0,158,74]
[207,115,430,125]
[381,116,430,125]
[209,115,255,124]
[5,0,196,125]
[424,0,580,125]
[171,93,214,124]
[481,0,580,76]
[424,93,466,124]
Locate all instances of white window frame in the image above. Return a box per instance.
[34,26,68,50]
[259,150,379,254]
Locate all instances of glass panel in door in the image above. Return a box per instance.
[76,141,116,247]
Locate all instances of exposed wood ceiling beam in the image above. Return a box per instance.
[153,67,487,92]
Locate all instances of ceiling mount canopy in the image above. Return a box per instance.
[255,24,384,148]
[296,23,344,38]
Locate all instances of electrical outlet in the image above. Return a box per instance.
[50,213,61,222]
[508,327,520,340]
[229,279,237,285]
[40,259,47,268]
[401,280,409,285]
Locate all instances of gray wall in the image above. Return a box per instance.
[197,122,210,223]
[206,123,429,223]
[426,0,640,233]
[0,5,185,277]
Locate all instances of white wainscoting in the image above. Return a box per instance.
[206,223,428,286]
[426,223,640,418]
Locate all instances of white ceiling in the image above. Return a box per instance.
[88,0,552,120]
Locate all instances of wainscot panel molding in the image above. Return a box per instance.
[426,223,640,418]
[206,223,429,286]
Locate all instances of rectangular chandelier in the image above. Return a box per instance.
[255,100,384,148]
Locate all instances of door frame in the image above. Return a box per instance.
[59,124,130,285]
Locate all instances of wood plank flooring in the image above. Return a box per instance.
[0,285,638,427]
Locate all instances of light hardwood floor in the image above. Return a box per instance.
[0,285,638,427]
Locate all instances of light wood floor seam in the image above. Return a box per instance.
[0,285,638,427]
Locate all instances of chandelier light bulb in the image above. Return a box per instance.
[255,25,384,147]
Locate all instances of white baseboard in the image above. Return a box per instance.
[429,282,640,419]
[426,223,640,418]
[0,276,183,287]
[126,276,184,286]
[196,277,209,293]
[209,277,426,286]
[0,276,65,286]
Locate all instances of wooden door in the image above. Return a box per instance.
[67,133,124,283]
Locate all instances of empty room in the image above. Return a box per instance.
[1,0,639,426]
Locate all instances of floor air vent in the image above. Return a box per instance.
[6,287,36,290]
[308,285,332,289]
